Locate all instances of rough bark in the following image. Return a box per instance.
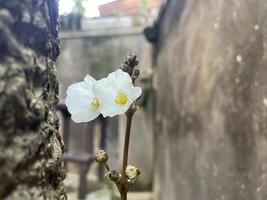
[0,0,66,199]
[153,0,267,200]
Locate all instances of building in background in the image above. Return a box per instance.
[99,0,160,16]
[61,0,161,31]
[99,0,160,26]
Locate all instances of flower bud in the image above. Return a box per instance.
[121,64,129,72]
[132,68,140,80]
[108,170,120,181]
[134,59,139,66]
[125,165,140,180]
[104,173,111,182]
[126,52,138,67]
[95,150,108,163]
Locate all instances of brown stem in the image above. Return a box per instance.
[122,114,133,178]
[120,112,133,200]
[104,163,110,172]
[120,191,127,200]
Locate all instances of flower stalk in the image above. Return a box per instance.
[68,52,141,200]
[95,53,141,200]
[118,110,134,200]
[122,112,133,183]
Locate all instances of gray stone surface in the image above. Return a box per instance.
[153,0,267,200]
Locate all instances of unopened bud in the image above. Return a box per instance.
[121,64,129,72]
[134,59,139,66]
[95,150,108,163]
[104,173,111,182]
[108,170,120,181]
[132,68,140,80]
[125,165,140,180]
[126,53,138,67]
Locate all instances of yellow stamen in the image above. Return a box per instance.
[115,92,128,105]
[91,97,100,110]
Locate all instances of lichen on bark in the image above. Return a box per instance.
[0,0,66,199]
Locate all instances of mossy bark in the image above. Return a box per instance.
[0,0,66,199]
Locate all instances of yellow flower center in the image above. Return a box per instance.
[115,92,128,105]
[91,97,100,110]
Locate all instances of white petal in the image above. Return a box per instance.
[71,109,100,123]
[84,74,96,86]
[67,81,93,97]
[94,79,116,116]
[97,89,132,117]
[66,82,94,112]
[94,70,141,117]
[129,87,142,101]
[100,103,129,117]
[65,80,100,123]
[106,69,132,91]
[94,78,114,100]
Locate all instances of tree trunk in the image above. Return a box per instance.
[0,0,66,199]
[152,0,267,200]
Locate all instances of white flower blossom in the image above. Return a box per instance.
[65,75,101,123]
[65,69,142,122]
[94,69,142,117]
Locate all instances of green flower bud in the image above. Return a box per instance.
[104,173,111,182]
[95,150,108,163]
[108,170,120,182]
[125,165,140,180]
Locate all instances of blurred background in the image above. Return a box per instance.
[56,0,158,199]
[2,0,267,199]
[56,0,267,200]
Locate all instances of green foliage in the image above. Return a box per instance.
[74,0,86,13]
[139,0,149,11]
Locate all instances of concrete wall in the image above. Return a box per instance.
[153,0,267,199]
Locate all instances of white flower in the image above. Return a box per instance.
[94,69,142,117]
[65,75,101,123]
[65,69,142,122]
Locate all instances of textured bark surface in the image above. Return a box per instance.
[154,0,267,200]
[0,0,66,199]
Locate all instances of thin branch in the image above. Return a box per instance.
[122,114,133,179]
[104,163,110,172]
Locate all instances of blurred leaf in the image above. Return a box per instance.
[74,0,86,13]
[139,0,149,11]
